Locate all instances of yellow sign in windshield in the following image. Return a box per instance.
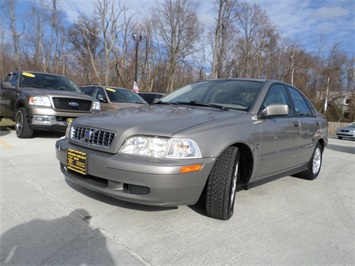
[22,72,35,78]
[106,87,116,92]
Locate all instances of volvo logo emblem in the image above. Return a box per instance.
[80,129,96,142]
[69,101,79,107]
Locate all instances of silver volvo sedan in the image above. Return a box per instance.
[55,79,328,220]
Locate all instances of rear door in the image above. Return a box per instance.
[287,86,320,164]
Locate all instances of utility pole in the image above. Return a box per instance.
[290,45,296,85]
[324,77,330,114]
[132,33,143,83]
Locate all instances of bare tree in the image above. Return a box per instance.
[111,6,136,88]
[67,15,101,83]
[233,2,278,78]
[48,0,66,73]
[136,19,159,91]
[26,0,49,71]
[211,0,238,78]
[94,0,127,84]
[1,0,21,69]
[151,0,203,92]
[0,8,5,76]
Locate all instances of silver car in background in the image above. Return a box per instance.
[56,79,328,220]
[335,122,355,140]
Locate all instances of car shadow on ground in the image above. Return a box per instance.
[65,178,178,213]
[33,130,65,139]
[0,126,64,139]
[0,209,116,265]
[326,143,355,155]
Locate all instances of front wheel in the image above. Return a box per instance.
[16,107,33,138]
[205,146,241,220]
[297,142,323,180]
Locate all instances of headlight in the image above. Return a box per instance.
[120,136,202,159]
[93,100,101,110]
[65,120,73,139]
[29,96,51,106]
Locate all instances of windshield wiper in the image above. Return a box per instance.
[153,101,178,105]
[154,100,229,110]
[180,101,230,111]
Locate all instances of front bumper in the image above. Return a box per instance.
[27,106,97,130]
[30,114,69,130]
[336,131,355,139]
[55,138,216,206]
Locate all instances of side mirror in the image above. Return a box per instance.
[97,94,107,103]
[258,104,289,119]
[1,81,15,89]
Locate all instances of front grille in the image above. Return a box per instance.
[52,97,92,112]
[71,126,116,148]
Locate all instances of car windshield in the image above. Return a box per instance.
[106,87,146,103]
[347,122,355,128]
[20,72,81,93]
[160,79,263,110]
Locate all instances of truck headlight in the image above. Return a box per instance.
[29,96,51,106]
[120,136,202,159]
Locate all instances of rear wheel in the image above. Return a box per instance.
[16,107,33,138]
[206,146,240,220]
[297,142,323,180]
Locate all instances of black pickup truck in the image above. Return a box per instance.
[0,71,100,138]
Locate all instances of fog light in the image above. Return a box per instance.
[35,116,50,122]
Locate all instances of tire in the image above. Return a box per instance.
[338,136,342,139]
[297,142,323,180]
[206,146,240,220]
[16,107,33,138]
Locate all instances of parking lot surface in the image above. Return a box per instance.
[1,128,354,265]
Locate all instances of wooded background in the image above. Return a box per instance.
[0,0,354,121]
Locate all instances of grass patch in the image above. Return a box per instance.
[0,118,16,127]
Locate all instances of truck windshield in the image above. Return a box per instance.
[20,72,81,93]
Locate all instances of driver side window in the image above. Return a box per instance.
[96,87,107,102]
[6,73,18,87]
[262,84,292,115]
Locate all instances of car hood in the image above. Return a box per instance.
[104,102,147,110]
[22,87,92,99]
[74,104,242,137]
[337,126,355,131]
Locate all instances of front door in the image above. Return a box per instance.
[255,84,301,178]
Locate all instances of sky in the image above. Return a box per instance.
[26,0,355,57]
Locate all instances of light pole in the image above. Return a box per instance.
[132,33,143,83]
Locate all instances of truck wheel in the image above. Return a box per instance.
[16,107,33,138]
[206,146,240,220]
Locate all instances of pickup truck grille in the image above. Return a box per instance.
[71,126,116,148]
[52,97,92,112]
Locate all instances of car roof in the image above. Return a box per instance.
[12,70,68,78]
[80,85,131,91]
